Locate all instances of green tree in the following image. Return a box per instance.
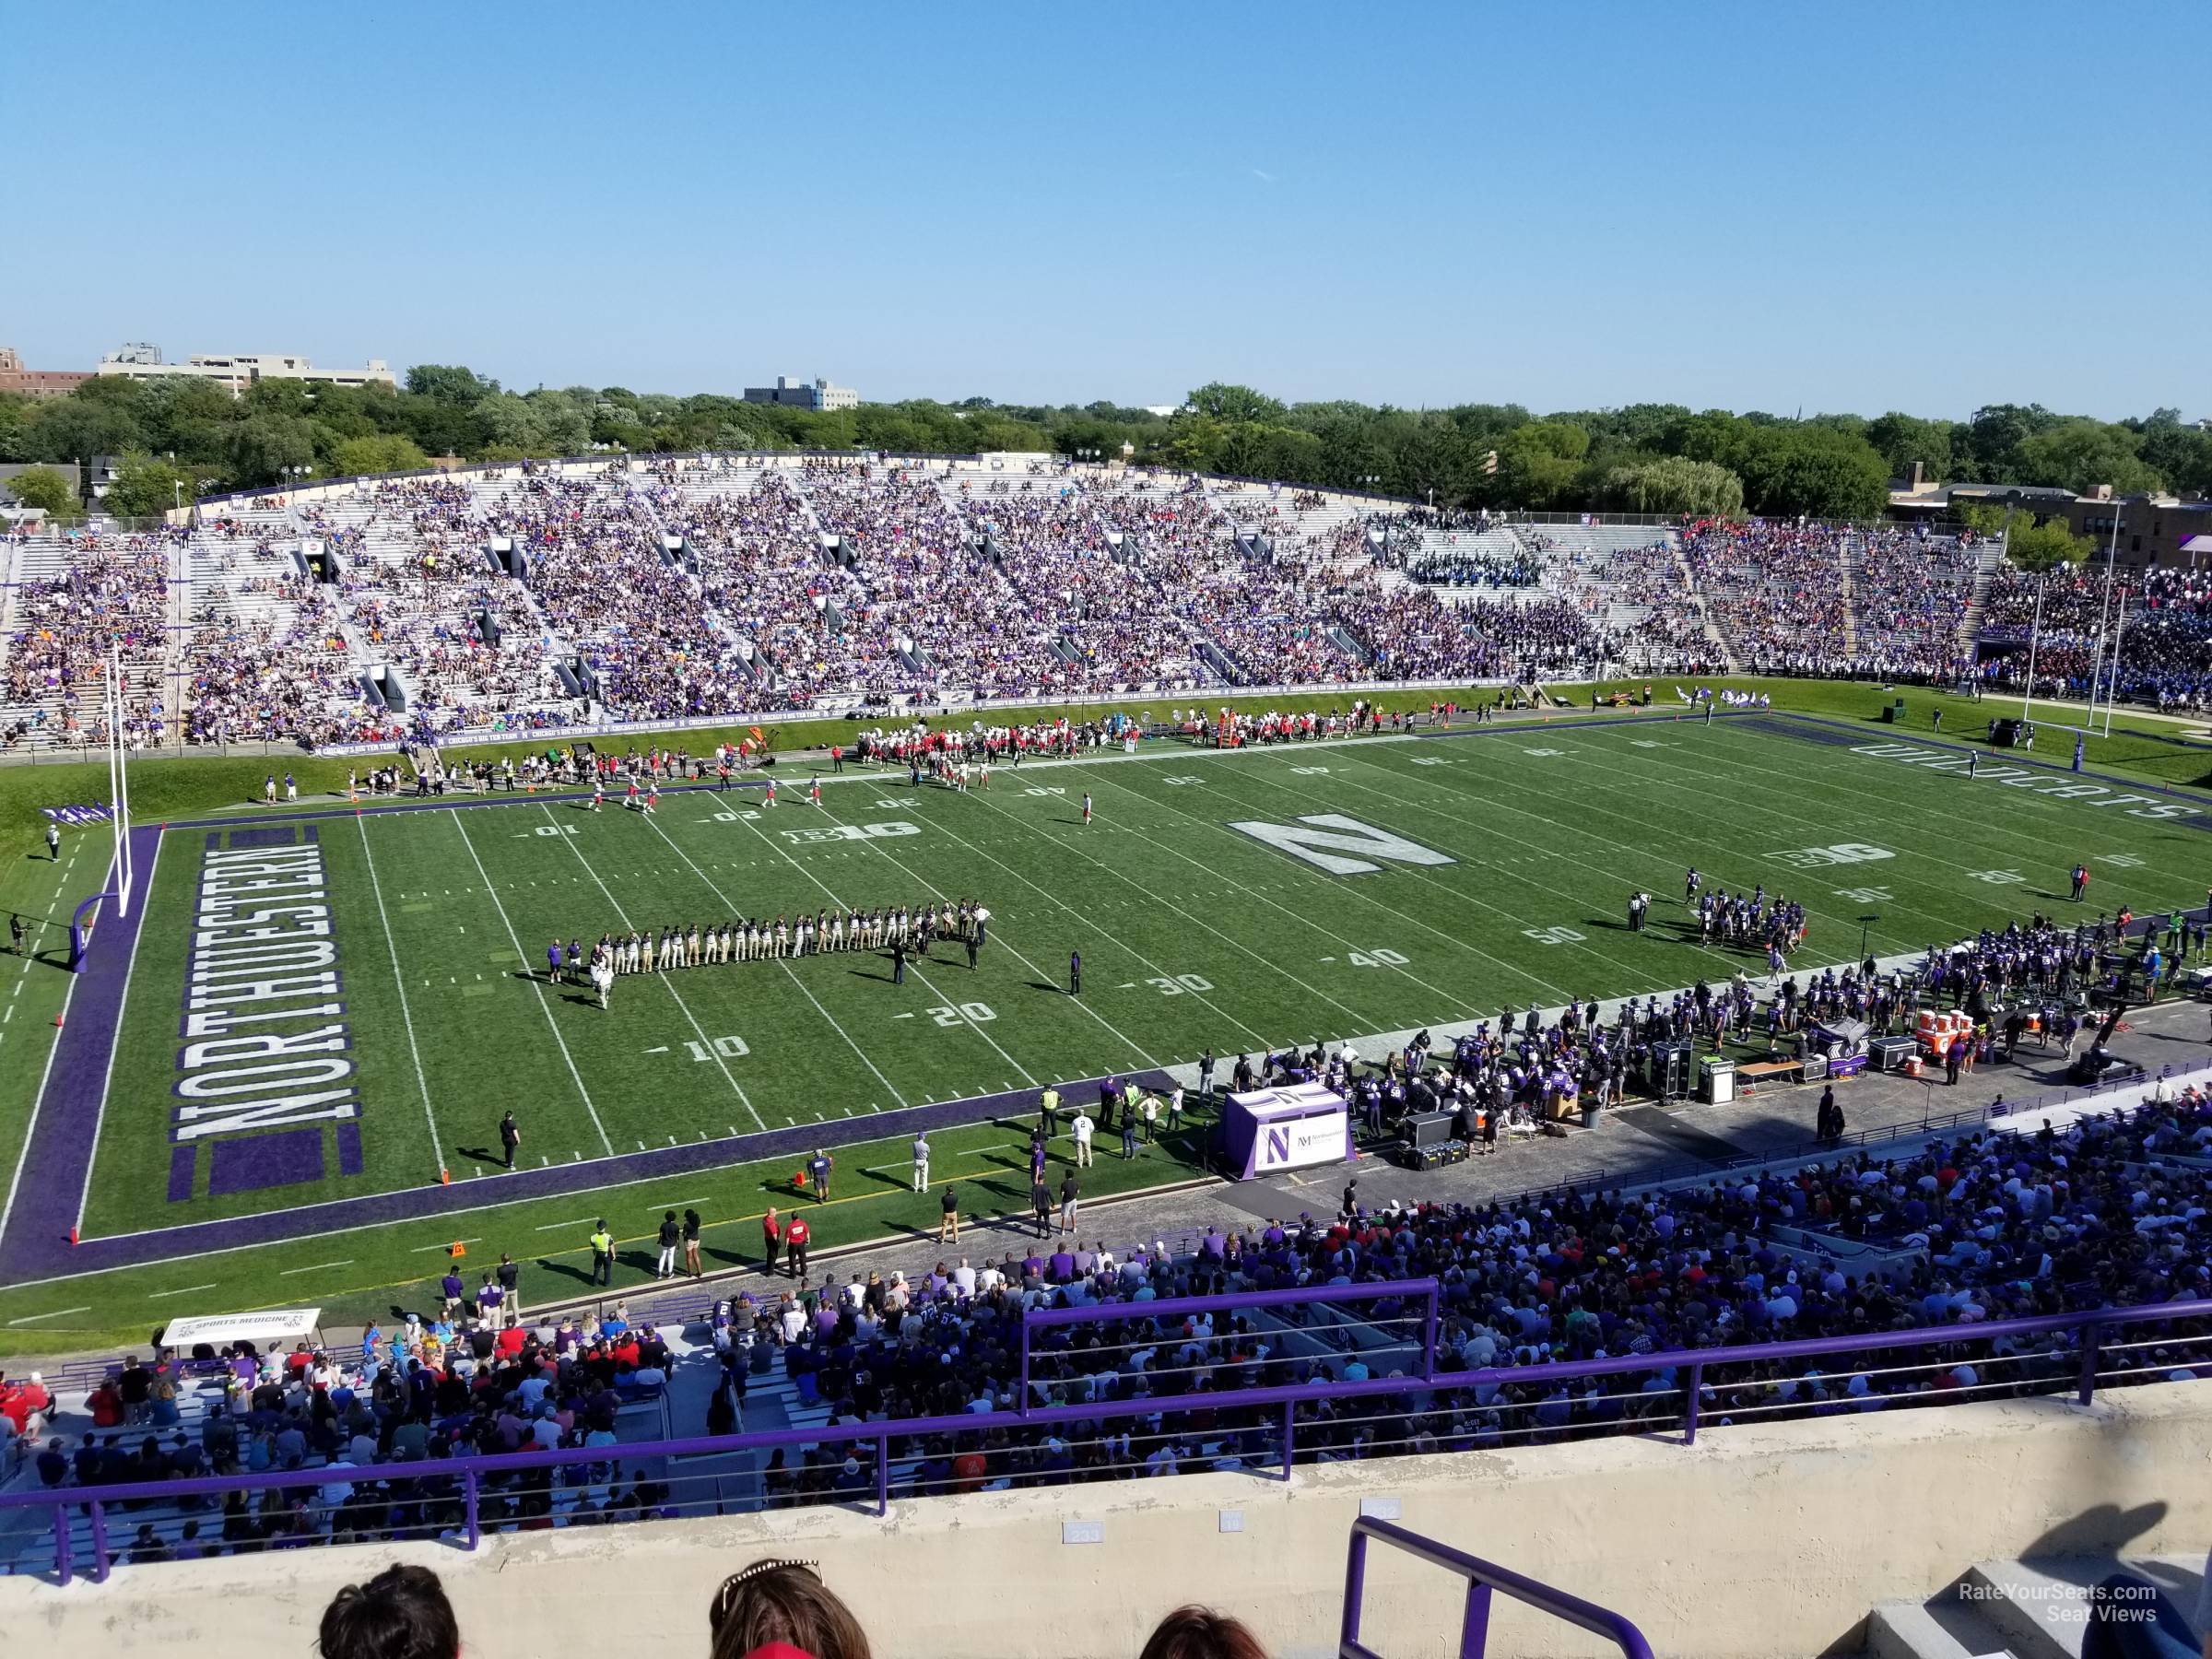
[407,364,500,404]
[30,393,145,465]
[2003,516,2094,572]
[330,433,430,477]
[1494,421,1590,508]
[1957,404,2059,481]
[1729,425,1890,520]
[1183,382,1288,424]
[1865,412,1955,482]
[102,452,194,518]
[227,415,319,486]
[1601,455,1744,517]
[2013,419,2161,497]
[5,464,77,518]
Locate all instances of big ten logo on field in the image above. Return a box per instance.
[1227,814,1455,877]
[781,821,920,847]
[1769,842,1894,871]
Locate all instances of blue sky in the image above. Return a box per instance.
[5,1,2206,419]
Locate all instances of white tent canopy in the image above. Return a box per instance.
[159,1307,323,1351]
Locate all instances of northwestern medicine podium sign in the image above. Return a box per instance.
[1224,1081,1353,1180]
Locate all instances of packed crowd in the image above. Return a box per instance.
[9,1060,2206,1557]
[2,473,2157,756]
[1677,520,1972,683]
[1979,564,2212,708]
[1852,528,1975,678]
[4,531,177,747]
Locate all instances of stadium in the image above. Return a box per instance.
[5,10,2212,1659]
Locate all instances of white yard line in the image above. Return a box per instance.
[1266,748,1762,981]
[5,1306,90,1325]
[451,812,616,1155]
[147,1283,218,1300]
[809,797,1161,1069]
[358,813,446,1174]
[539,805,766,1131]
[279,1259,353,1276]
[1584,723,2209,910]
[947,794,1277,1051]
[1085,764,1523,1011]
[72,834,165,1240]
[634,808,911,1109]
[723,807,1039,1086]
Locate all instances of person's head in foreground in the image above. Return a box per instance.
[710,1559,872,1659]
[1139,1606,1272,1659]
[319,1564,459,1659]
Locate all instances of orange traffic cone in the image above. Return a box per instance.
[68,1226,78,1246]
[448,1241,466,1258]
[53,1012,64,1029]
[440,1166,451,1186]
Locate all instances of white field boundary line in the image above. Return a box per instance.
[633,806,910,1110]
[72,833,164,1239]
[451,811,616,1155]
[805,794,1161,1071]
[0,843,96,1244]
[720,803,1041,1088]
[537,804,766,1133]
[359,812,444,1173]
[0,938,2039,1294]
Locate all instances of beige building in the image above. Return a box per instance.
[95,345,396,394]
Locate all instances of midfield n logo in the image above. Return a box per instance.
[1227,814,1457,877]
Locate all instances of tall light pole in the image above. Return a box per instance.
[2083,500,2124,735]
[2018,578,2044,721]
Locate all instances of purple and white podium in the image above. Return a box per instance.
[1223,1081,1353,1180]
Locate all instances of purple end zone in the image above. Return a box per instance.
[208,1130,329,1196]
[1,1044,1176,1281]
[166,1147,194,1204]
[0,823,164,1262]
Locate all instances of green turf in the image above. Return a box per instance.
[0,690,2206,1359]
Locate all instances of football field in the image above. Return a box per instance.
[3,707,2207,1349]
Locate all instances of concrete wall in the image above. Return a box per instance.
[7,1385,2210,1659]
[6,1384,2207,1658]
[11,1385,2208,1659]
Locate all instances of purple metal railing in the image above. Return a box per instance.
[6,1295,2207,1585]
[33,1064,2206,1401]
[1342,1517,1656,1659]
[1016,1280,1441,1413]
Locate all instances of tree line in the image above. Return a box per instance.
[4,364,2206,531]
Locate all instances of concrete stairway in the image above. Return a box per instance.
[1840,535,1865,656]
[1864,1555,2205,1659]
[1671,538,1735,671]
[1958,544,2006,657]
